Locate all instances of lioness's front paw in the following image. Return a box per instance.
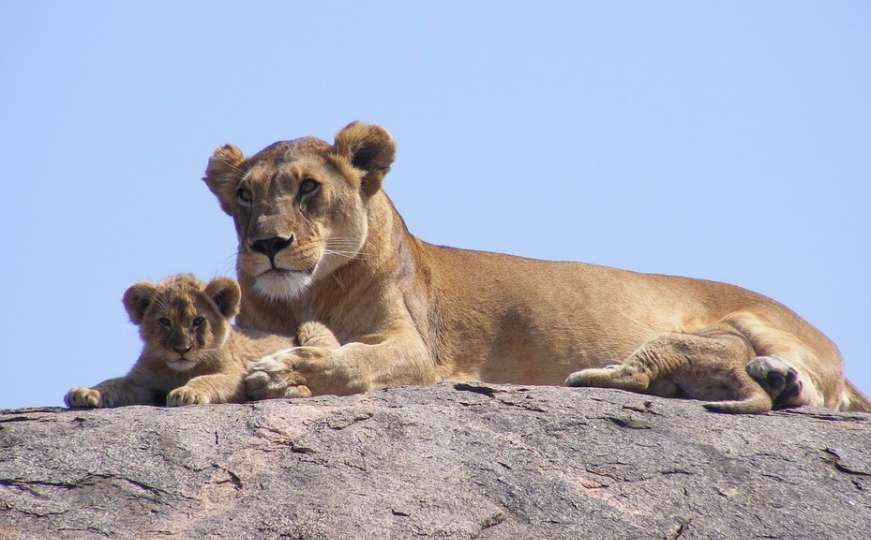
[166,386,210,407]
[746,356,804,407]
[245,348,299,400]
[246,346,364,399]
[245,369,290,400]
[65,387,102,409]
[249,350,293,375]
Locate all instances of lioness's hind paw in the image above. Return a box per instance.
[65,387,101,409]
[746,356,803,407]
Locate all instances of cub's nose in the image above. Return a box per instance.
[173,345,192,354]
[250,235,293,260]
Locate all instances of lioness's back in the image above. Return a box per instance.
[422,241,839,382]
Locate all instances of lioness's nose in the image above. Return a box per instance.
[251,236,293,260]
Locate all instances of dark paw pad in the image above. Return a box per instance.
[747,356,803,408]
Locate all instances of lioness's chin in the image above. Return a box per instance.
[254,270,313,301]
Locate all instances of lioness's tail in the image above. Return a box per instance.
[842,381,871,413]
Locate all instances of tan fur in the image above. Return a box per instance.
[564,326,773,413]
[64,274,338,408]
[202,121,867,414]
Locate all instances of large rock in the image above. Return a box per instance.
[1,383,869,539]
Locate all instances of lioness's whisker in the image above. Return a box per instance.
[325,241,368,252]
[323,249,367,260]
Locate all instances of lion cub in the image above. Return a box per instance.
[65,274,338,408]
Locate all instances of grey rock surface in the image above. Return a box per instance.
[1,383,870,539]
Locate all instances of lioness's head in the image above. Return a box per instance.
[123,274,241,371]
[203,122,395,301]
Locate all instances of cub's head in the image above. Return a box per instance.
[203,121,395,301]
[122,274,241,371]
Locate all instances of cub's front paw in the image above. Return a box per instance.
[166,386,210,407]
[65,387,102,409]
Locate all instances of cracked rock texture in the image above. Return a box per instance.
[1,383,870,539]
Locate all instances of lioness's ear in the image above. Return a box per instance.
[122,282,157,325]
[333,122,395,196]
[204,277,241,319]
[203,144,245,215]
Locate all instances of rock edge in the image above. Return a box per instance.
[2,383,870,539]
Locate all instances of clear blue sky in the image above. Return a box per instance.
[2,2,869,408]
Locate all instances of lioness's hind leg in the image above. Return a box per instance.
[297,321,340,348]
[567,328,774,413]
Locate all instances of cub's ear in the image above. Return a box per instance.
[122,282,158,325]
[203,144,245,215]
[333,122,395,196]
[204,277,241,319]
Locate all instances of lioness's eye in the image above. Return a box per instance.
[158,318,172,329]
[192,316,205,327]
[236,187,253,204]
[299,179,319,196]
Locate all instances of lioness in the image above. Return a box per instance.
[65,274,338,408]
[203,122,869,413]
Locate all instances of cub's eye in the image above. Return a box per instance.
[158,318,172,329]
[236,187,253,204]
[192,316,205,327]
[298,179,319,196]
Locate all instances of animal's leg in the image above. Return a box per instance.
[564,363,651,393]
[244,322,340,400]
[722,312,827,408]
[244,347,309,400]
[167,373,246,406]
[745,356,817,408]
[246,326,434,399]
[701,371,773,414]
[65,377,158,409]
[565,327,773,414]
[297,321,341,348]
